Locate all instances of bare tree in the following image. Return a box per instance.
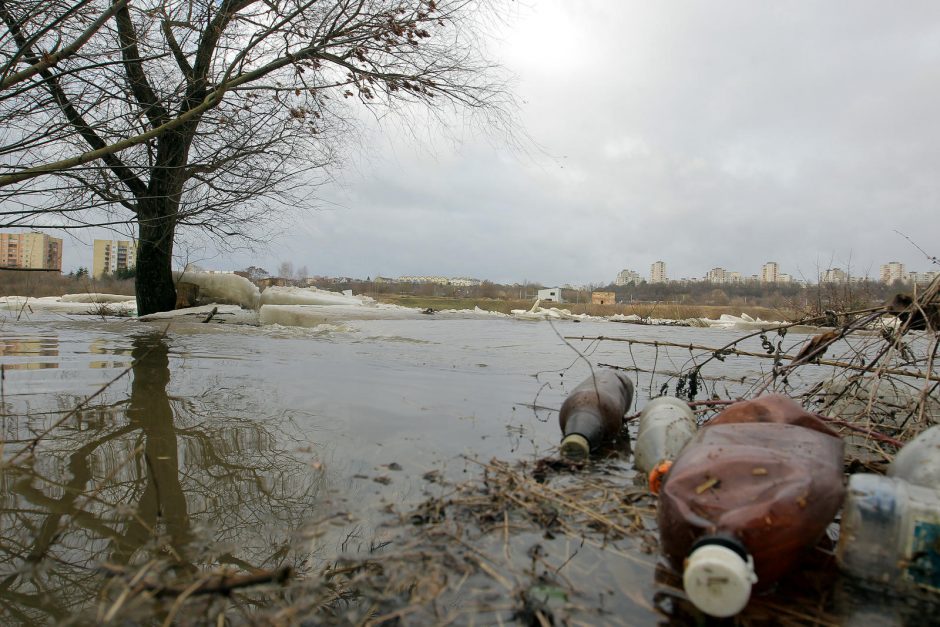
[0,0,509,314]
[277,260,295,280]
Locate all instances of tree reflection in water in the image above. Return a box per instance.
[0,333,326,624]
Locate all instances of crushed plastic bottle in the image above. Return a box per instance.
[836,425,940,595]
[657,394,845,617]
[633,396,696,493]
[558,370,634,459]
[888,424,940,488]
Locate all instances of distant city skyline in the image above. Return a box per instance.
[7,228,937,290]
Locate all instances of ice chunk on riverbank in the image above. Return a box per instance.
[259,286,374,307]
[510,300,593,322]
[707,313,787,329]
[173,270,260,309]
[137,304,249,322]
[0,295,136,315]
[437,306,509,318]
[259,304,424,327]
[609,313,643,323]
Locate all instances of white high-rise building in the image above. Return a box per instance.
[615,269,642,286]
[909,271,939,287]
[880,262,907,284]
[821,268,847,284]
[650,261,667,284]
[760,262,779,284]
[706,267,727,283]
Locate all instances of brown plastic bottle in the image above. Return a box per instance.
[558,370,634,458]
[657,394,845,617]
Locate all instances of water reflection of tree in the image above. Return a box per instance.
[0,333,325,623]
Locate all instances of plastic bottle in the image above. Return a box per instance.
[558,370,634,459]
[887,424,940,488]
[657,394,845,617]
[835,425,940,595]
[836,474,940,594]
[633,396,696,492]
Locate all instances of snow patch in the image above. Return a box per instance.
[0,295,136,315]
[60,293,136,303]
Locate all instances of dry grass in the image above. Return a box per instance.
[375,294,796,321]
[0,269,134,298]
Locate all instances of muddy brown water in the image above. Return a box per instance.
[0,313,928,624]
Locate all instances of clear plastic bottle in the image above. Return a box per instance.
[558,370,634,458]
[836,473,940,594]
[634,396,696,476]
[836,425,940,595]
[887,424,940,489]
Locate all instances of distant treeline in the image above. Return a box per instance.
[307,277,905,317]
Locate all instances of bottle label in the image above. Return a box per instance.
[905,518,940,592]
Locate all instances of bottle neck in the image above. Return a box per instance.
[561,409,606,448]
[691,533,750,561]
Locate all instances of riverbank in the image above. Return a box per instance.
[375,294,797,321]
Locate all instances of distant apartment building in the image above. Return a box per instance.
[0,232,63,270]
[650,261,667,284]
[92,239,137,278]
[706,267,727,283]
[910,271,939,287]
[821,268,847,284]
[880,262,907,284]
[449,277,483,287]
[398,275,450,285]
[760,262,779,284]
[615,269,642,286]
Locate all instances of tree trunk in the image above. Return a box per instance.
[135,212,177,315]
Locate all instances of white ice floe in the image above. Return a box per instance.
[174,270,261,309]
[510,300,594,322]
[437,306,509,318]
[706,313,787,329]
[609,313,643,323]
[60,293,136,303]
[259,285,374,307]
[0,295,136,315]
[259,303,425,327]
[137,304,248,321]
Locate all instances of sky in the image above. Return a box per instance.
[66,1,940,285]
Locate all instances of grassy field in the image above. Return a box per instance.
[375,294,798,321]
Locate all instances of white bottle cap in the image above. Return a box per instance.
[559,433,590,459]
[683,543,757,617]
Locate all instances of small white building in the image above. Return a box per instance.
[537,287,564,303]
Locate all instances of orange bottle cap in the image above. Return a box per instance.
[649,460,673,494]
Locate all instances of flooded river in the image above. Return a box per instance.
[0,312,923,624]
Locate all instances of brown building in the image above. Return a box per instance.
[591,291,616,305]
[92,239,137,278]
[257,277,291,289]
[0,232,63,270]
